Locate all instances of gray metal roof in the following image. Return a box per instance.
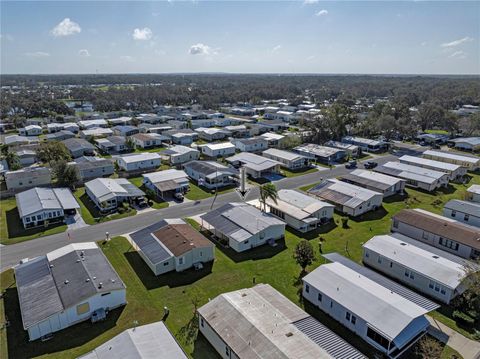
[183,160,238,177]
[79,321,188,359]
[16,187,79,218]
[130,220,172,264]
[62,138,95,152]
[322,253,440,312]
[444,199,480,217]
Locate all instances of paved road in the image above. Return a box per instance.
[0,154,397,270]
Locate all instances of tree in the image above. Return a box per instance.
[281,135,302,150]
[37,141,71,163]
[452,260,480,319]
[51,160,79,189]
[293,240,316,273]
[2,151,21,171]
[259,183,278,212]
[415,337,443,359]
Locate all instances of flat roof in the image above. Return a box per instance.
[375,161,447,183]
[263,148,306,161]
[16,187,79,217]
[163,145,198,155]
[303,262,430,342]
[142,169,188,184]
[294,144,345,158]
[468,184,480,195]
[345,169,403,189]
[198,284,366,359]
[364,234,469,289]
[399,155,461,172]
[202,142,235,150]
[226,152,281,172]
[267,189,333,221]
[118,152,161,163]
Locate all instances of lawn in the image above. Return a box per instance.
[185,181,235,201]
[281,167,318,178]
[0,197,67,245]
[73,188,137,225]
[133,146,166,153]
[425,129,449,135]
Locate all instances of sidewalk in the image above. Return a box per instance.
[427,316,480,359]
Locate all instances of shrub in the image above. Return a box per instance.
[341,217,349,229]
[118,207,126,214]
[453,310,475,326]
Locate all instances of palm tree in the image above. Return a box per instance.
[3,151,21,171]
[259,183,278,212]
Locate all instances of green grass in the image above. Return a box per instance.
[281,167,318,178]
[425,129,449,135]
[441,345,463,359]
[133,146,166,153]
[128,176,143,188]
[0,197,67,245]
[185,182,235,201]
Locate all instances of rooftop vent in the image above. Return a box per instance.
[241,293,247,297]
[285,332,293,337]
[93,276,97,280]
[432,255,439,259]
[86,278,90,282]
[98,282,103,289]
[64,280,69,284]
[400,243,407,246]
[76,259,81,263]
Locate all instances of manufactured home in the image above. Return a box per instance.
[340,169,405,198]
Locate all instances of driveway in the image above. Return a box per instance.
[65,210,88,230]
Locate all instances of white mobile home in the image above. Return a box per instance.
[363,233,474,304]
[162,145,200,165]
[260,132,286,148]
[183,161,238,189]
[200,202,286,252]
[262,148,310,170]
[374,161,449,191]
[116,153,162,172]
[341,136,387,153]
[71,157,115,182]
[450,137,480,152]
[128,219,214,276]
[234,137,269,152]
[392,208,480,259]
[422,150,480,171]
[142,169,190,199]
[200,142,236,158]
[198,284,367,359]
[130,133,167,149]
[467,185,480,202]
[340,169,405,198]
[398,155,466,180]
[85,178,145,212]
[19,125,42,136]
[294,144,346,164]
[5,167,52,191]
[264,189,334,233]
[309,179,383,217]
[226,152,281,179]
[194,127,231,141]
[443,200,480,228]
[15,243,126,341]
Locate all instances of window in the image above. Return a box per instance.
[451,210,456,218]
[351,315,357,325]
[101,292,111,297]
[317,293,322,302]
[200,251,203,257]
[435,283,440,292]
[441,288,446,295]
[201,318,204,327]
[244,240,249,245]
[393,219,399,228]
[76,302,90,315]
[422,231,429,240]
[465,214,470,222]
[259,232,265,239]
[377,256,382,264]
[389,262,393,268]
[346,312,351,321]
[365,251,369,258]
[179,257,184,265]
[37,215,41,220]
[439,238,459,251]
[305,284,309,293]
[367,327,389,350]
[225,346,230,356]
[405,269,410,277]
[429,281,434,289]
[26,217,30,223]
[163,262,169,266]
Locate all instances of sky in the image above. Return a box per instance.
[1,1,479,75]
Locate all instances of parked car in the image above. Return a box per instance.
[364,161,378,169]
[174,192,184,201]
[346,160,357,169]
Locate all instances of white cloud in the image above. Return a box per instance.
[272,45,282,53]
[441,36,473,48]
[120,55,134,62]
[315,9,328,16]
[421,41,427,46]
[25,51,50,57]
[132,27,153,41]
[306,55,316,61]
[78,49,90,57]
[189,43,212,55]
[0,34,14,42]
[303,0,319,4]
[449,50,467,59]
[51,18,81,37]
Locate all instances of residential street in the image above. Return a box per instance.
[0,154,398,270]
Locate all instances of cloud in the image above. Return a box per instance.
[0,34,14,42]
[189,43,213,55]
[272,45,282,53]
[78,49,90,57]
[449,50,467,59]
[120,55,135,62]
[132,27,153,41]
[25,51,50,57]
[315,9,328,16]
[303,0,319,4]
[421,41,427,46]
[441,36,473,48]
[51,18,81,37]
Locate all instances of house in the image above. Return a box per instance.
[190,119,216,129]
[4,135,39,146]
[142,169,190,199]
[71,157,114,182]
[112,125,140,137]
[302,258,432,358]
[85,178,145,212]
[95,136,127,153]
[62,122,80,133]
[139,123,173,134]
[373,162,449,191]
[392,208,480,259]
[201,202,285,252]
[194,127,231,141]
[234,137,269,152]
[161,145,200,165]
[106,116,132,126]
[213,117,241,127]
[128,219,214,276]
[443,200,480,228]
[398,155,466,180]
[226,152,281,179]
[16,187,80,228]
[19,125,42,136]
[260,119,290,132]
[15,242,126,341]
[163,129,197,145]
[325,140,360,157]
[422,150,480,171]
[224,124,249,138]
[294,144,346,164]
[183,161,238,189]
[46,130,76,142]
[199,142,236,158]
[260,132,286,148]
[198,284,367,359]
[340,169,405,198]
[309,179,383,217]
[449,137,480,152]
[131,133,167,149]
[466,185,480,202]
[262,189,334,233]
[78,119,108,129]
[116,153,162,172]
[15,149,37,167]
[416,133,448,145]
[79,321,187,359]
[5,167,51,191]
[362,233,475,304]
[342,136,387,153]
[262,148,310,170]
[62,138,96,158]
[79,128,114,139]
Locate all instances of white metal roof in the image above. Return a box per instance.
[267,189,333,220]
[294,144,344,157]
[399,155,461,172]
[363,233,469,289]
[85,178,144,202]
[226,152,281,172]
[202,142,235,150]
[326,178,382,202]
[423,150,480,165]
[263,148,306,161]
[303,262,429,341]
[378,161,447,183]
[118,152,161,164]
[261,132,285,141]
[350,169,403,186]
[468,184,480,195]
[16,187,79,217]
[142,169,188,183]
